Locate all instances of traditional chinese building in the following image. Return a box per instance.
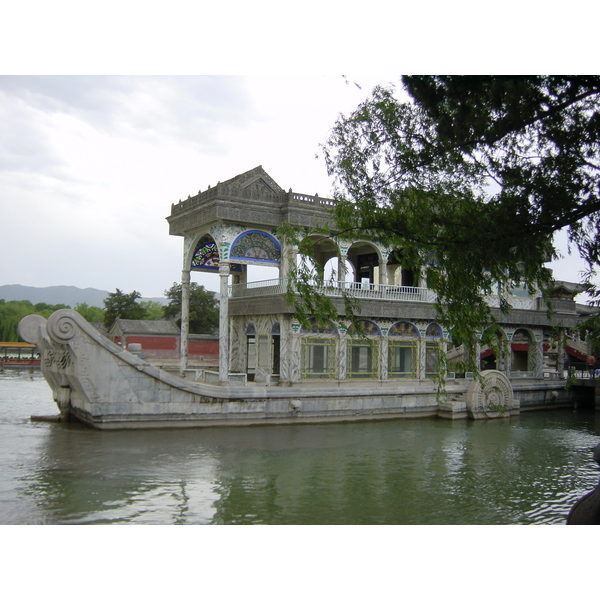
[166,166,582,387]
[19,166,595,429]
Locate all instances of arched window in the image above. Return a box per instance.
[389,321,419,379]
[425,323,442,338]
[191,234,220,271]
[230,230,281,264]
[347,320,380,380]
[300,319,337,380]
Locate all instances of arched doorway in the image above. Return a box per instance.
[511,328,532,372]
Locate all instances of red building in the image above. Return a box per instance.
[108,319,218,362]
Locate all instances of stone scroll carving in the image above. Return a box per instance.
[46,310,81,344]
[466,370,514,419]
[18,314,46,346]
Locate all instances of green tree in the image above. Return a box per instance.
[164,282,219,334]
[139,300,165,320]
[74,302,105,323]
[316,75,600,371]
[103,289,146,329]
[0,299,70,341]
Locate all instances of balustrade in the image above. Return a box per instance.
[229,278,436,303]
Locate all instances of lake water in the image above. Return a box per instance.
[1,369,599,525]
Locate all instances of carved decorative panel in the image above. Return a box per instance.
[230,231,282,264]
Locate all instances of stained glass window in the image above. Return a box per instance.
[230,231,281,263]
[389,322,419,337]
[425,323,442,338]
[191,235,220,271]
[300,318,337,334]
[347,320,380,336]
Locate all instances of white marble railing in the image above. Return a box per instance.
[484,295,537,310]
[230,278,436,303]
[229,278,545,311]
[230,279,288,298]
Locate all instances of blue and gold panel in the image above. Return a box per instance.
[425,323,443,338]
[230,230,281,264]
[347,320,381,336]
[389,321,420,337]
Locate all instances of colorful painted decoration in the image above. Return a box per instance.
[347,320,380,336]
[389,322,419,337]
[191,235,220,271]
[230,231,281,263]
[301,318,337,334]
[425,323,442,338]
[191,234,242,272]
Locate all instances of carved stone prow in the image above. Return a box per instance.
[18,312,75,421]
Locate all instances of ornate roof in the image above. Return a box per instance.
[218,165,284,195]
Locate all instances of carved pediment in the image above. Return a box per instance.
[221,166,284,200]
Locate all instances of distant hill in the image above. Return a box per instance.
[0,285,167,308]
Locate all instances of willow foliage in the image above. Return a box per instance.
[309,76,600,372]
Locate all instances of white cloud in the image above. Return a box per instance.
[0,74,591,304]
[0,75,385,297]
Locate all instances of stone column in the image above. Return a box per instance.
[338,334,347,380]
[558,328,567,378]
[499,332,510,376]
[380,335,389,380]
[337,255,344,287]
[279,316,290,382]
[473,339,481,371]
[281,243,297,280]
[219,262,231,383]
[179,269,191,375]
[529,333,545,378]
[378,259,388,286]
[419,336,426,379]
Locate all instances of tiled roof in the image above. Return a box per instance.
[111,319,180,336]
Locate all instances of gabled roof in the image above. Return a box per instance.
[218,165,284,196]
[109,319,180,336]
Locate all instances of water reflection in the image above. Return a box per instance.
[19,425,221,524]
[2,374,600,524]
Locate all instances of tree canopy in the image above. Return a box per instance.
[103,289,147,328]
[0,300,70,342]
[164,282,219,334]
[318,75,600,366]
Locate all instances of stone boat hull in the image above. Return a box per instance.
[18,310,573,429]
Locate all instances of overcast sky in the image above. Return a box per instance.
[1,74,593,301]
[1,1,596,302]
[0,75,401,296]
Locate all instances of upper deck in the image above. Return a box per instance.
[228,277,582,327]
[167,166,337,236]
